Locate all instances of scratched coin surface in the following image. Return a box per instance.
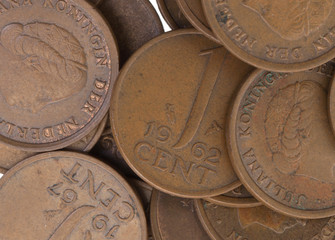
[111,29,254,198]
[202,0,335,72]
[93,0,164,66]
[151,190,211,240]
[206,185,261,208]
[195,200,335,240]
[157,0,192,29]
[177,0,218,43]
[0,0,118,151]
[228,61,335,218]
[0,152,147,239]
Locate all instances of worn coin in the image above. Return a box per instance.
[195,200,335,240]
[151,190,211,240]
[157,0,192,29]
[206,185,261,208]
[228,61,335,218]
[111,29,254,198]
[202,0,335,72]
[0,151,147,239]
[0,0,118,151]
[177,0,218,43]
[94,0,164,66]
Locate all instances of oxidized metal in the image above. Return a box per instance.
[0,152,147,239]
[0,0,118,151]
[195,200,335,240]
[202,0,335,72]
[227,61,335,218]
[157,0,192,29]
[111,29,255,198]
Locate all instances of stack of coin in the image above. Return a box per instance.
[1,0,335,239]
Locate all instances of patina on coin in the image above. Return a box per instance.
[157,0,192,29]
[111,29,254,198]
[228,61,335,218]
[202,0,335,72]
[195,200,335,240]
[151,190,210,240]
[206,185,261,208]
[0,0,118,151]
[177,0,218,43]
[0,152,147,239]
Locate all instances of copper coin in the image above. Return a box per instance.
[0,151,147,239]
[111,29,254,198]
[195,200,335,240]
[157,0,192,29]
[0,115,107,172]
[228,61,335,219]
[150,190,211,240]
[202,0,335,72]
[94,0,164,66]
[0,0,118,151]
[206,185,261,208]
[177,0,219,43]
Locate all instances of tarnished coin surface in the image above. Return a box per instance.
[206,185,261,208]
[0,152,147,239]
[202,0,335,72]
[157,0,192,29]
[151,190,211,240]
[228,61,335,218]
[111,29,254,198]
[195,200,335,240]
[177,0,218,43]
[94,0,164,66]
[0,0,118,151]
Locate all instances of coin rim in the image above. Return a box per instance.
[150,189,163,240]
[205,190,262,208]
[328,75,335,138]
[157,0,180,29]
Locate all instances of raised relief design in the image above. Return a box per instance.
[0,22,87,112]
[242,0,333,40]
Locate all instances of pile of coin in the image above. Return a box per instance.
[1,0,335,239]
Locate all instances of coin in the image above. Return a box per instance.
[94,0,164,66]
[0,115,108,172]
[227,61,335,218]
[151,190,211,240]
[177,0,218,43]
[157,0,192,29]
[111,29,254,198]
[0,151,147,239]
[206,185,261,208]
[202,0,335,72]
[0,0,118,151]
[195,200,335,240]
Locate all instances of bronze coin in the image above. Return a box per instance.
[94,0,164,66]
[177,0,219,43]
[0,115,107,172]
[195,200,335,240]
[150,190,211,240]
[206,185,261,208]
[111,29,254,198]
[202,0,335,72]
[0,151,147,239]
[157,0,192,29]
[0,0,118,151]
[228,61,335,219]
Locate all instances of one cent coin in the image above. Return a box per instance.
[111,29,254,198]
[206,185,261,208]
[157,0,192,29]
[202,0,335,72]
[195,200,335,240]
[93,0,164,66]
[228,61,335,218]
[0,151,147,239]
[151,190,211,240]
[0,0,118,151]
[177,0,219,43]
